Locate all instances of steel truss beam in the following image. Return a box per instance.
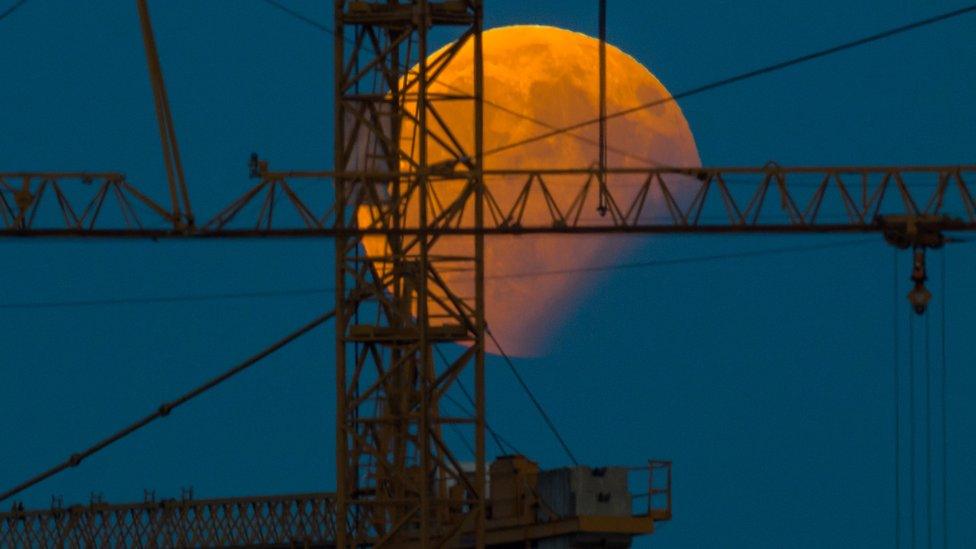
[0,172,178,233]
[4,165,974,237]
[0,492,337,547]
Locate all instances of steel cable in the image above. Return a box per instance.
[0,310,335,504]
[258,0,663,167]
[909,310,916,548]
[0,0,27,24]
[940,249,948,549]
[893,248,901,549]
[926,302,933,548]
[433,346,510,456]
[0,238,878,310]
[486,328,579,466]
[484,4,976,157]
[454,379,523,456]
[258,1,976,164]
[0,288,326,310]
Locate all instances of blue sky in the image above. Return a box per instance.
[1,1,975,547]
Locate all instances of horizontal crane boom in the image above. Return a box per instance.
[2,164,974,238]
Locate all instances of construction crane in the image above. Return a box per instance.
[1,1,974,547]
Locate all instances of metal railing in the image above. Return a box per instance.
[631,460,672,521]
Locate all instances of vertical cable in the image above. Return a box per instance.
[909,310,916,549]
[941,248,948,549]
[894,249,901,549]
[597,0,608,215]
[925,304,933,548]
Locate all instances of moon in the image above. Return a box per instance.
[359,25,700,356]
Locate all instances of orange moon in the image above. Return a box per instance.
[360,25,700,356]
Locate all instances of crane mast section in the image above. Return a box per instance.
[332,1,486,546]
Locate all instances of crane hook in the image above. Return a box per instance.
[907,246,932,315]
